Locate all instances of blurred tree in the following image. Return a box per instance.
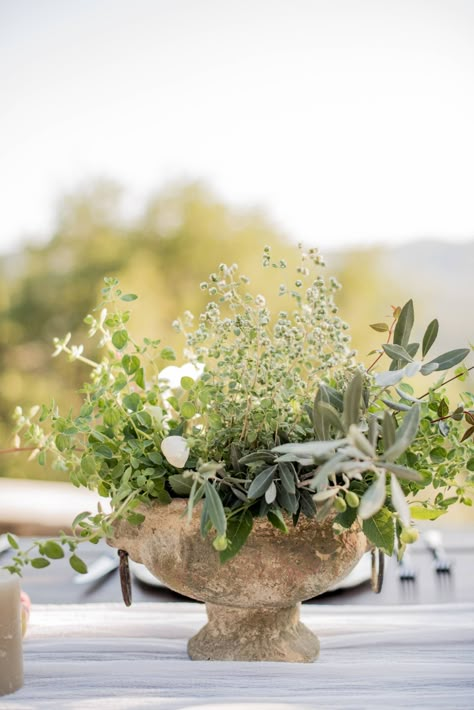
[0,179,294,480]
[327,248,401,366]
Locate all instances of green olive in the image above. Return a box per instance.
[400,527,419,544]
[345,491,360,508]
[212,535,228,551]
[333,496,347,513]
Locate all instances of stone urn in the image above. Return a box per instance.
[110,499,368,663]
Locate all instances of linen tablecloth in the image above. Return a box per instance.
[1,602,473,710]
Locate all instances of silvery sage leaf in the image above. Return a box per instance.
[420,362,439,376]
[278,462,296,493]
[383,405,420,462]
[265,480,277,504]
[204,481,226,536]
[309,452,350,490]
[315,401,345,434]
[274,453,314,466]
[348,424,376,458]
[422,319,439,357]
[273,440,347,458]
[395,387,422,403]
[359,472,387,520]
[342,374,363,431]
[312,488,339,502]
[390,473,410,526]
[381,461,423,482]
[381,398,412,412]
[423,348,470,372]
[404,361,422,377]
[247,465,277,499]
[374,368,406,387]
[368,414,379,449]
[382,344,414,363]
[393,299,414,348]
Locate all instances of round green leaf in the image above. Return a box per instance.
[42,541,65,559]
[430,446,447,463]
[122,354,140,374]
[181,402,197,419]
[103,407,121,426]
[69,554,88,574]
[180,376,195,390]
[31,557,51,569]
[55,433,69,452]
[112,330,129,350]
[7,533,19,550]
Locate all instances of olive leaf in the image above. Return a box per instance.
[204,481,227,536]
[359,473,387,519]
[273,440,346,459]
[382,344,414,364]
[246,465,277,499]
[374,368,407,387]
[383,405,420,462]
[390,474,410,526]
[422,348,470,373]
[381,461,423,482]
[370,322,389,332]
[422,319,439,358]
[393,299,414,348]
[382,411,396,450]
[267,508,289,533]
[342,374,363,431]
[278,462,296,493]
[313,401,344,439]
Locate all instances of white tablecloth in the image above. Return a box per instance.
[1,602,473,710]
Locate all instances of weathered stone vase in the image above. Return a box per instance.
[111,500,367,663]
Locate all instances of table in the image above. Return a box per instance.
[1,602,473,709]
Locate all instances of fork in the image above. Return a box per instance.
[397,550,416,581]
[423,530,452,574]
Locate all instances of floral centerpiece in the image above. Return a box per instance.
[2,245,473,660]
[0,247,474,661]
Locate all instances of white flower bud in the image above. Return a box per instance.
[161,436,190,469]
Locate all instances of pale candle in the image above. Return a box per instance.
[0,571,23,696]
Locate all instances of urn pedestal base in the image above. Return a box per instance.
[111,499,368,662]
[187,602,320,663]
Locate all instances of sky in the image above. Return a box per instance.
[1,0,474,254]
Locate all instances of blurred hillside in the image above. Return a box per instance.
[0,180,473,482]
[328,240,474,364]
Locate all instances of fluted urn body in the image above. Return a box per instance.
[110,499,367,662]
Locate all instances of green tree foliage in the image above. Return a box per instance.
[0,180,295,479]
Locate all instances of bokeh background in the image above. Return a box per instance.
[1,0,473,507]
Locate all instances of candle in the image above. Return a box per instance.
[0,571,23,696]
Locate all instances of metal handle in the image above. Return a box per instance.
[371,548,385,594]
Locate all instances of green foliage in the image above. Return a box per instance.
[1,244,473,572]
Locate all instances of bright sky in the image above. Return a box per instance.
[1,0,474,254]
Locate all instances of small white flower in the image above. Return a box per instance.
[161,435,190,468]
[70,344,84,361]
[99,308,108,327]
[145,405,163,422]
